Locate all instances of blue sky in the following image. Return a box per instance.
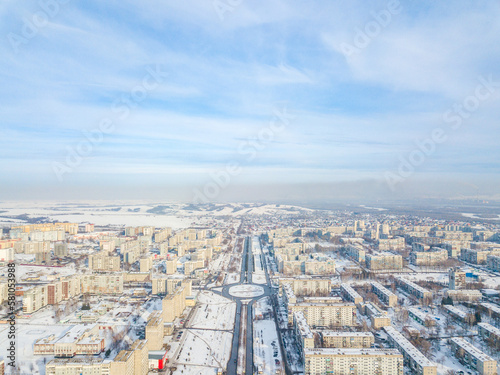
[1,0,500,202]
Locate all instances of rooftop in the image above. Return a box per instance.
[450,337,495,363]
[304,348,402,357]
[384,326,436,368]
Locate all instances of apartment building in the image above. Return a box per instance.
[395,277,432,302]
[139,256,153,272]
[30,229,65,242]
[0,281,8,304]
[410,249,448,266]
[162,280,191,323]
[61,276,81,299]
[288,302,356,327]
[129,339,149,375]
[80,274,123,295]
[480,303,500,319]
[45,357,110,375]
[409,236,443,247]
[54,242,68,257]
[435,231,473,241]
[184,259,204,275]
[365,253,403,271]
[320,331,374,348]
[450,338,497,375]
[109,339,149,375]
[34,325,105,357]
[445,289,482,302]
[340,284,364,305]
[12,222,78,235]
[377,237,405,251]
[443,241,470,258]
[27,283,74,314]
[408,307,434,326]
[146,311,164,351]
[304,260,335,275]
[166,258,178,274]
[293,311,315,359]
[443,305,468,322]
[384,326,437,375]
[371,282,398,307]
[154,227,172,243]
[412,242,430,252]
[100,239,116,253]
[365,303,391,329]
[14,240,50,254]
[449,267,466,290]
[486,254,500,272]
[88,253,121,272]
[23,285,48,313]
[282,283,297,305]
[0,239,20,249]
[302,296,343,304]
[35,251,51,264]
[110,349,135,375]
[460,248,500,265]
[346,243,366,263]
[278,277,331,297]
[0,247,14,263]
[477,322,500,343]
[304,348,403,375]
[279,258,303,275]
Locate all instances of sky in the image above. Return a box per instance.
[1,0,500,203]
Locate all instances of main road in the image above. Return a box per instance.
[211,235,274,375]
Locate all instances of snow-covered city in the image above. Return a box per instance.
[1,201,500,375]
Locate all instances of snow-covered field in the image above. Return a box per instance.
[171,329,232,374]
[189,291,236,331]
[225,272,240,285]
[0,323,70,375]
[0,201,316,228]
[229,284,264,298]
[252,273,267,284]
[253,297,283,375]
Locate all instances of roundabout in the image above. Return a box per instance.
[228,284,265,298]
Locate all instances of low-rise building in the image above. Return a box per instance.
[443,305,468,322]
[45,357,110,375]
[371,282,398,307]
[384,326,437,375]
[480,302,500,319]
[477,322,500,343]
[340,284,363,305]
[450,338,497,375]
[445,289,482,302]
[395,277,432,303]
